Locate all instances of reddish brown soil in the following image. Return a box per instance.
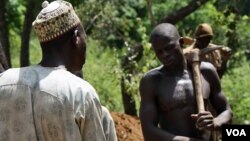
[111,112,143,141]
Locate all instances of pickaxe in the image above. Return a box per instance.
[187,46,223,113]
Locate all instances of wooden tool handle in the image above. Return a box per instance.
[192,62,205,113]
[191,52,205,113]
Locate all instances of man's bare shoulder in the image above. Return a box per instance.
[142,65,164,80]
[140,66,163,96]
[200,62,219,79]
[200,62,216,71]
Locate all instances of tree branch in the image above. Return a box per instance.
[20,0,36,67]
[161,0,210,24]
[146,0,156,27]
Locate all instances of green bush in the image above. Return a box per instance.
[222,57,250,124]
[83,38,123,112]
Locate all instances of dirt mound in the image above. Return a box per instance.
[111,112,143,141]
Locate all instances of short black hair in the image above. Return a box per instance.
[150,23,180,43]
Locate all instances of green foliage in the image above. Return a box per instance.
[6,0,25,33]
[83,38,123,112]
[222,58,250,124]
[29,33,42,65]
[216,0,250,15]
[9,29,21,67]
[77,0,148,48]
[10,31,41,67]
[178,1,227,43]
[77,0,151,113]
[153,0,189,22]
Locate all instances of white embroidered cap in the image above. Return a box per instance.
[32,0,80,42]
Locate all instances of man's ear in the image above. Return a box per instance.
[73,29,80,48]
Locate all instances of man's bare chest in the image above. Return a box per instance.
[156,73,196,111]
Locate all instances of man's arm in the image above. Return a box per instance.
[101,106,118,141]
[75,92,106,141]
[139,74,203,141]
[198,62,233,130]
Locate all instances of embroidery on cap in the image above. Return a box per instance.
[32,0,80,42]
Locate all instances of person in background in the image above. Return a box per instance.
[139,23,232,141]
[0,0,116,140]
[183,23,231,78]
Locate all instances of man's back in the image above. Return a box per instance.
[0,65,105,141]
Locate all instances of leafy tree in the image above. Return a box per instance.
[20,0,39,67]
[77,0,148,115]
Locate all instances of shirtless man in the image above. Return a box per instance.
[139,23,232,141]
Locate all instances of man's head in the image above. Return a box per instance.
[150,23,184,69]
[194,23,213,49]
[32,0,87,71]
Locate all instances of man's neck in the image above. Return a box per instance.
[39,52,66,68]
[194,43,208,49]
[163,63,186,77]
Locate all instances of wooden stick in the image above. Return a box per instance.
[191,51,205,113]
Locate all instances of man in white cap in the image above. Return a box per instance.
[0,0,116,140]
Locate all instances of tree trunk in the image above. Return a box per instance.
[161,0,210,24]
[146,0,156,27]
[0,0,11,67]
[20,0,36,67]
[120,44,143,116]
[0,42,9,73]
[121,76,137,116]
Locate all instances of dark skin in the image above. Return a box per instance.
[195,36,212,50]
[194,36,228,78]
[40,24,87,71]
[139,23,232,141]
